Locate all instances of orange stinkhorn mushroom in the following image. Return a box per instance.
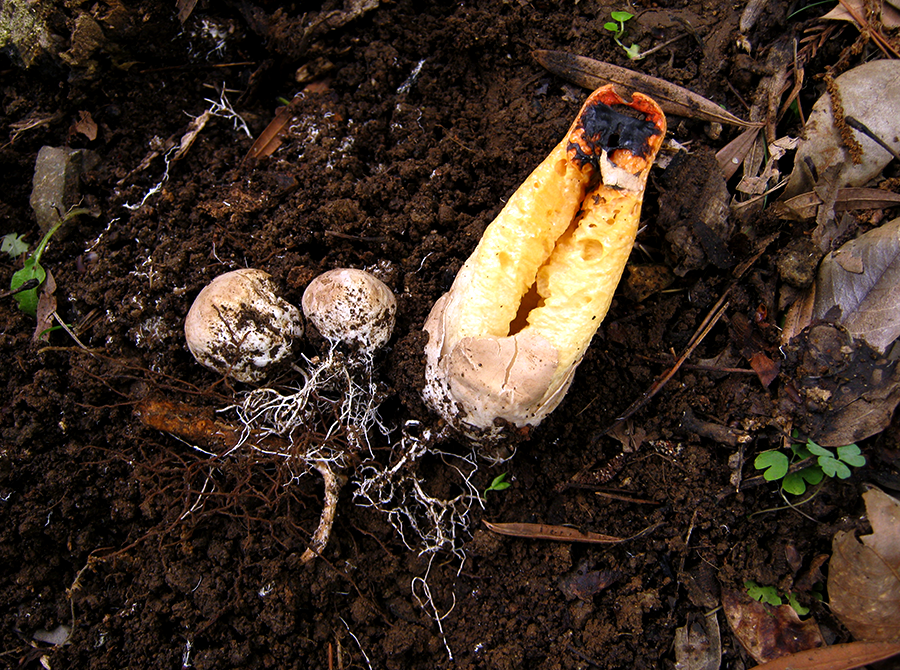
[423,85,666,443]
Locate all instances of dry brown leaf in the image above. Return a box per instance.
[716,127,760,180]
[782,60,900,202]
[558,561,620,601]
[674,611,721,670]
[722,589,825,664]
[749,640,900,670]
[34,270,57,343]
[775,187,900,221]
[813,216,900,353]
[823,0,900,29]
[779,322,900,446]
[176,0,199,23]
[73,111,98,141]
[243,95,303,163]
[482,520,624,543]
[828,487,900,641]
[533,50,756,127]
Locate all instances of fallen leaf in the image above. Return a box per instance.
[822,0,900,29]
[749,352,779,388]
[533,50,756,127]
[34,270,57,342]
[607,419,648,453]
[748,640,900,670]
[779,322,900,446]
[558,560,620,601]
[782,60,900,202]
[176,0,199,23]
[828,487,900,641]
[244,95,302,162]
[813,216,900,353]
[657,147,733,275]
[73,111,98,141]
[774,187,900,222]
[674,611,721,670]
[482,520,624,543]
[716,127,760,180]
[722,588,825,664]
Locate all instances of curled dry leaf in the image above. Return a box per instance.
[828,487,900,642]
[813,216,900,354]
[722,588,825,664]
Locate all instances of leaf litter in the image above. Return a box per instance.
[828,487,900,642]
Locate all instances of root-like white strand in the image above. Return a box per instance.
[300,460,344,564]
[353,421,482,559]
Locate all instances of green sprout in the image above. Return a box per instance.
[603,11,643,60]
[744,580,781,606]
[744,580,810,615]
[484,473,511,497]
[9,208,90,316]
[754,437,866,496]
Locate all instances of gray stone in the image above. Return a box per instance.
[30,146,98,235]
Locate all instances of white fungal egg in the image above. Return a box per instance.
[184,268,304,383]
[302,268,397,352]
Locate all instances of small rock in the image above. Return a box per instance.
[30,146,99,235]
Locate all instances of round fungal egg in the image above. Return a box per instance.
[184,268,304,382]
[302,268,397,352]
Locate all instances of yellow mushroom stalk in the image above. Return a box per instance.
[423,85,666,442]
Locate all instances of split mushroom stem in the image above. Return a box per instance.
[423,85,666,442]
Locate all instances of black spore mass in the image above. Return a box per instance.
[573,102,660,161]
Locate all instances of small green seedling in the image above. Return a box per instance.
[603,11,643,60]
[744,580,781,606]
[744,580,810,615]
[9,208,90,316]
[484,473,511,497]
[754,437,866,495]
[1,233,28,259]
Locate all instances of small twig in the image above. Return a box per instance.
[846,116,900,162]
[324,230,389,243]
[747,483,824,520]
[592,490,659,505]
[678,508,699,574]
[637,32,689,59]
[637,354,756,375]
[566,644,603,668]
[717,456,815,501]
[605,293,730,431]
[0,278,39,299]
[51,311,89,350]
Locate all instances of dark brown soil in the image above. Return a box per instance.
[2,2,898,669]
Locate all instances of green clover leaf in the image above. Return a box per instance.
[755,450,789,481]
